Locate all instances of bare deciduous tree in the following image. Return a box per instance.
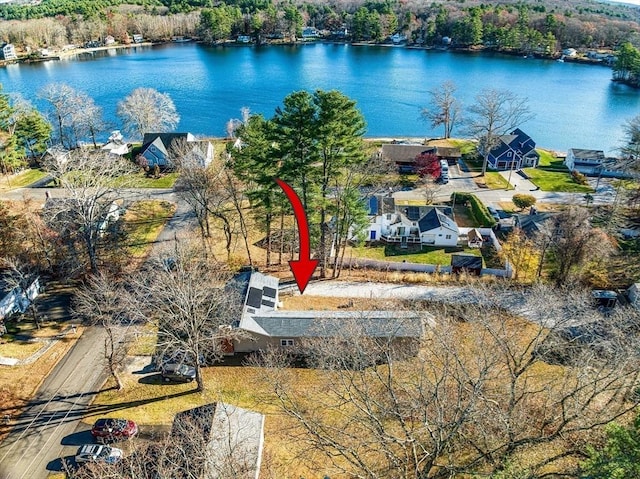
[38,83,83,148]
[73,273,131,390]
[466,88,535,176]
[128,243,245,392]
[253,285,640,478]
[534,206,614,286]
[41,149,136,274]
[117,87,180,141]
[421,80,461,139]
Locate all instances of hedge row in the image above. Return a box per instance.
[452,192,496,227]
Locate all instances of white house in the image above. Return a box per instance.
[363,196,459,247]
[2,44,17,61]
[101,130,130,156]
[562,48,577,57]
[564,148,605,175]
[301,27,320,39]
[0,276,40,322]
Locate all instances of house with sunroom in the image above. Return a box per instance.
[363,195,459,247]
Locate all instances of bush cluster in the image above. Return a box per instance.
[571,169,589,185]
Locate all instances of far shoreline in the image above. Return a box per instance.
[1,37,615,71]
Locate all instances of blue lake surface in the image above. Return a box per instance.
[2,42,639,155]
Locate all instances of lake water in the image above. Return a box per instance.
[2,42,639,155]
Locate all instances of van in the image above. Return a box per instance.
[440,160,449,172]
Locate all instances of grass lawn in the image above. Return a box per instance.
[123,200,177,256]
[0,169,48,190]
[483,172,510,189]
[117,172,179,188]
[352,243,481,265]
[88,361,323,478]
[448,139,477,156]
[523,168,593,193]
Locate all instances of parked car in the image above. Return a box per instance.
[75,444,123,464]
[487,206,501,221]
[161,363,197,383]
[91,418,138,443]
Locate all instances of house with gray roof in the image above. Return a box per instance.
[484,128,539,171]
[380,143,436,173]
[138,132,213,169]
[232,272,429,354]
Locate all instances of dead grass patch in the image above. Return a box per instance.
[0,340,45,360]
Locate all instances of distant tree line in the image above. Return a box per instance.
[1,0,639,54]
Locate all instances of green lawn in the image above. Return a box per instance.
[0,169,48,189]
[352,244,482,265]
[117,172,179,188]
[484,172,510,189]
[449,139,477,156]
[523,168,594,193]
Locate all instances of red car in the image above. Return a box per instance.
[91,418,138,444]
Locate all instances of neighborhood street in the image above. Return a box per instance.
[0,187,195,479]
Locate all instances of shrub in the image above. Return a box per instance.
[512,193,537,210]
[571,169,589,185]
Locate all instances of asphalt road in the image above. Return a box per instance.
[0,326,109,479]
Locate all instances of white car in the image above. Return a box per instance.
[75,444,123,464]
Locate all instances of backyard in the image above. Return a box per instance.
[351,243,483,266]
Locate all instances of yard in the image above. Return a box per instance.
[523,168,594,193]
[122,200,177,257]
[476,172,510,189]
[351,243,483,265]
[536,149,566,168]
[0,169,48,190]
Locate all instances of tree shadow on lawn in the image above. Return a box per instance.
[383,244,467,257]
[0,389,197,437]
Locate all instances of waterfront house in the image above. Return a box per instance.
[301,27,320,39]
[363,196,459,247]
[104,35,115,45]
[564,148,605,175]
[139,133,213,169]
[562,48,577,57]
[101,131,130,156]
[484,128,539,171]
[380,143,435,173]
[132,34,144,43]
[1,44,17,61]
[563,148,631,178]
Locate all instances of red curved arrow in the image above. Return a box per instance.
[275,179,318,294]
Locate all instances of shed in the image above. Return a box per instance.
[450,254,483,275]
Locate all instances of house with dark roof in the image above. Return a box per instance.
[138,133,213,169]
[380,143,436,173]
[435,146,462,164]
[484,128,539,171]
[362,195,459,247]
[171,403,264,479]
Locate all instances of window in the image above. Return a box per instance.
[281,339,294,347]
[386,214,391,220]
[446,235,451,239]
